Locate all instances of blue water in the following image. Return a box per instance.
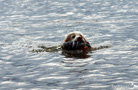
[0,0,138,90]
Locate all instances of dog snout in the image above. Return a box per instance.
[77,37,82,40]
[77,37,84,42]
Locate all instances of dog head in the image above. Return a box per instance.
[64,31,90,45]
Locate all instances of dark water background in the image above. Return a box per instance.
[0,0,138,90]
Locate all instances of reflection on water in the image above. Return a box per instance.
[0,0,138,90]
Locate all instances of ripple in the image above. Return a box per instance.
[0,0,138,90]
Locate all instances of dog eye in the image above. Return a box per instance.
[72,35,75,39]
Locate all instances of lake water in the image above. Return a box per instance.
[0,0,138,90]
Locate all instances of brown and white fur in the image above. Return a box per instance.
[63,31,92,51]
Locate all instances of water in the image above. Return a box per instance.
[0,0,138,90]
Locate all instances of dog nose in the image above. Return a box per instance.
[77,37,83,42]
[77,37,82,40]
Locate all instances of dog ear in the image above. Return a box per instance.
[64,35,71,42]
[80,35,90,45]
[64,38,69,42]
[64,33,74,42]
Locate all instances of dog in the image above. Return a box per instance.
[63,31,92,51]
[61,31,93,58]
[32,31,110,58]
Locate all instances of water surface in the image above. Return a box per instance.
[0,0,138,90]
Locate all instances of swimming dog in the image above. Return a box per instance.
[62,31,92,51]
[32,31,110,58]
